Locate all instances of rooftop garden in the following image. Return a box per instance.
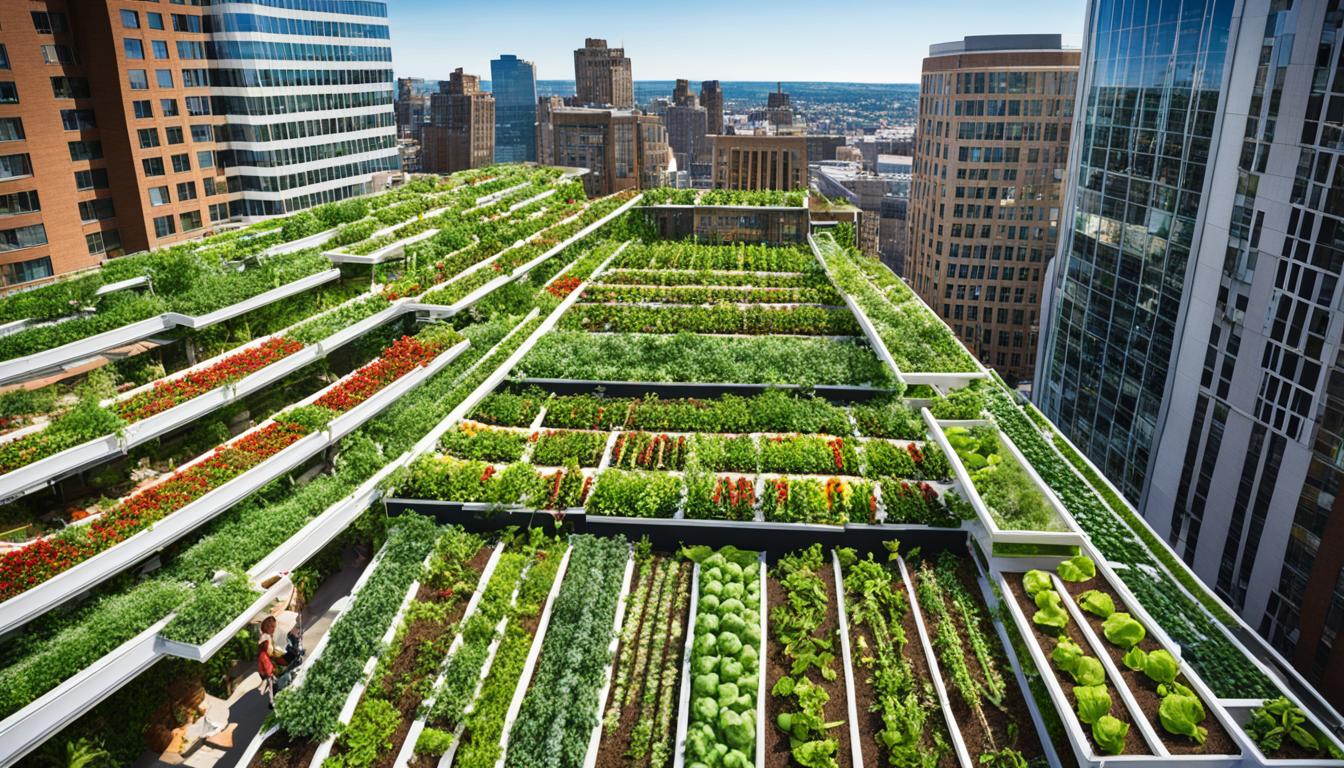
[1,165,1337,768]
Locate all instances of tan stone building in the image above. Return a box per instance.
[536,106,668,197]
[710,135,807,191]
[907,34,1078,383]
[423,68,494,174]
[0,0,397,287]
[573,38,633,108]
[699,80,723,135]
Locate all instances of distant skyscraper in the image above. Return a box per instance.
[907,34,1077,384]
[491,55,538,163]
[423,68,494,173]
[396,77,431,141]
[672,79,694,106]
[573,38,634,108]
[666,80,708,174]
[700,80,724,135]
[766,83,793,127]
[1037,0,1344,703]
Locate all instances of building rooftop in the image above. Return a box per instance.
[929,33,1065,56]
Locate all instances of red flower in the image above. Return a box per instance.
[480,465,496,483]
[113,337,304,423]
[546,276,582,299]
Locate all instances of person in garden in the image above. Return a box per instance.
[257,615,289,708]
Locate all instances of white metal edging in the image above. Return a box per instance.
[671,561,701,768]
[831,549,864,768]
[580,550,637,768]
[393,541,508,768]
[898,555,973,768]
[755,551,767,768]
[493,543,574,768]
[809,232,906,386]
[264,226,340,257]
[169,269,341,329]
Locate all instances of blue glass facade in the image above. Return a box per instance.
[491,54,537,163]
[1037,0,1234,500]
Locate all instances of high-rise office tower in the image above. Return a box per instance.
[672,79,694,106]
[573,38,634,108]
[700,80,724,135]
[907,34,1078,384]
[0,0,397,287]
[1036,0,1344,702]
[423,69,494,174]
[491,54,537,163]
[765,83,793,127]
[396,77,432,141]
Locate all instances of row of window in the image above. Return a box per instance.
[216,111,393,143]
[206,13,388,39]
[208,89,392,117]
[218,0,388,18]
[229,153,395,192]
[139,124,214,148]
[222,134,394,168]
[205,40,390,62]
[148,180,210,207]
[142,151,213,176]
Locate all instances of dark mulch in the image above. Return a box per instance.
[594,560,655,768]
[246,731,319,768]
[1057,576,1239,756]
[1005,575,1151,756]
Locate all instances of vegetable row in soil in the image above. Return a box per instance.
[1057,575,1238,755]
[1006,575,1150,756]
[594,554,692,768]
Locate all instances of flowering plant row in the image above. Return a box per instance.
[313,334,445,412]
[596,268,830,290]
[612,241,817,273]
[113,337,304,422]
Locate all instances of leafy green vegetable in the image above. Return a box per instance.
[1032,589,1069,630]
[1077,589,1115,619]
[1101,612,1146,649]
[1057,555,1096,582]
[1022,570,1052,598]
[1092,714,1128,755]
[1142,649,1179,689]
[1074,684,1111,725]
[1158,689,1208,744]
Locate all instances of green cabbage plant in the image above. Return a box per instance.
[1158,689,1208,745]
[1022,570,1052,597]
[1077,589,1115,618]
[1074,684,1112,725]
[1102,612,1146,648]
[1057,555,1096,582]
[1033,589,1069,630]
[1092,714,1129,755]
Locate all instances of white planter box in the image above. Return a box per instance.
[671,562,701,768]
[0,268,341,387]
[830,549,864,768]
[157,576,292,662]
[267,226,341,257]
[579,551,636,768]
[0,617,169,767]
[898,555,973,768]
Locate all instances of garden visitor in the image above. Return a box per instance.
[257,615,288,708]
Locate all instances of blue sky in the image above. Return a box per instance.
[389,0,1086,84]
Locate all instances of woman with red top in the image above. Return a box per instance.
[257,616,288,708]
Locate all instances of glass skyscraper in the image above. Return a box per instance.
[207,0,399,216]
[1038,0,1344,705]
[491,54,537,163]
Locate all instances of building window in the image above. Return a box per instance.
[190,124,212,143]
[179,210,202,232]
[185,96,209,116]
[137,128,159,149]
[68,140,102,160]
[160,98,179,116]
[0,223,48,252]
[153,215,175,238]
[147,12,164,31]
[142,157,165,176]
[60,109,96,130]
[155,69,173,88]
[124,39,144,60]
[128,69,148,90]
[3,257,53,285]
[40,45,77,65]
[209,202,229,222]
[31,12,67,35]
[203,178,218,196]
[182,69,207,87]
[0,190,40,216]
[171,153,190,172]
[78,199,115,222]
[176,41,204,59]
[51,77,89,99]
[0,45,10,70]
[0,154,32,180]
[86,229,123,257]
[120,10,139,28]
[148,186,170,206]
[171,14,201,33]
[196,150,213,169]
[176,181,197,201]
[165,127,184,145]
[74,168,109,190]
[0,118,21,142]
[133,100,153,119]
[0,83,17,104]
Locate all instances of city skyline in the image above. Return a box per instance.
[388,0,1087,84]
